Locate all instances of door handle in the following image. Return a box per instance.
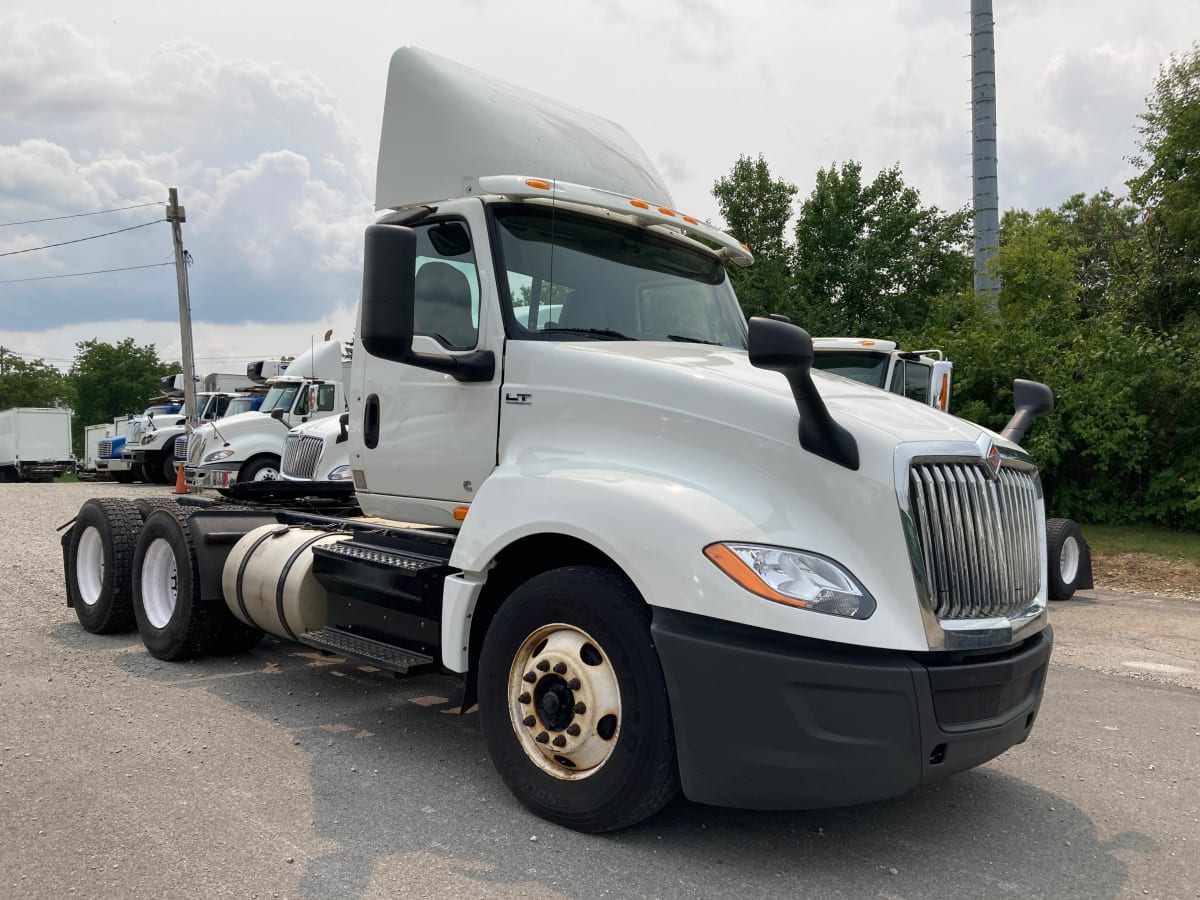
[364,394,380,449]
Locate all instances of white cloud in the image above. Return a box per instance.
[0,19,371,333]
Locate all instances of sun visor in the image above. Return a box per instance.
[375,47,673,211]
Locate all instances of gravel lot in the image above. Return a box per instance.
[1,483,1197,900]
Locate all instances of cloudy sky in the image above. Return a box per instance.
[1,0,1196,372]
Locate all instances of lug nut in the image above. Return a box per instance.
[553,662,567,674]
[573,702,587,715]
[536,660,550,672]
[567,677,581,690]
[523,671,536,683]
[566,724,581,736]
[552,735,567,748]
[535,731,550,744]
[518,692,531,704]
[523,715,536,727]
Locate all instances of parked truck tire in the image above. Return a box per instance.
[477,566,680,833]
[131,508,220,660]
[110,470,134,484]
[67,498,142,634]
[157,450,179,485]
[1047,518,1087,602]
[133,498,185,520]
[0,466,16,483]
[240,455,281,483]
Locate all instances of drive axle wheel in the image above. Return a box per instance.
[67,498,141,633]
[1047,518,1086,602]
[478,566,679,832]
[132,508,215,660]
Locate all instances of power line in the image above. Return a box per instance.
[0,261,174,285]
[0,201,164,228]
[0,219,162,258]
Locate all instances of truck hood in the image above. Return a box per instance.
[191,410,285,444]
[511,341,998,450]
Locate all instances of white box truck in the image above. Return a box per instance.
[61,48,1055,833]
[0,407,74,482]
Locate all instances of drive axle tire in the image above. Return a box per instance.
[132,508,219,660]
[133,498,185,521]
[478,566,679,832]
[67,498,142,634]
[1047,518,1085,602]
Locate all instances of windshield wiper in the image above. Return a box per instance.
[539,327,632,340]
[667,334,720,345]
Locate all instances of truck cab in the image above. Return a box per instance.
[124,393,242,484]
[812,337,953,411]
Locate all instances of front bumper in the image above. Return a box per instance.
[186,462,240,490]
[96,458,131,472]
[652,608,1052,810]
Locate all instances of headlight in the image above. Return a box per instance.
[141,434,157,444]
[327,465,353,481]
[204,449,235,462]
[703,543,876,619]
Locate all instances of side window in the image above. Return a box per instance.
[888,362,906,396]
[293,387,310,416]
[414,221,480,350]
[315,384,337,412]
[904,363,932,405]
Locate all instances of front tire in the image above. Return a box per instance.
[240,456,280,483]
[67,498,141,633]
[478,566,679,832]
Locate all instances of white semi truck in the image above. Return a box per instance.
[0,407,74,482]
[61,48,1056,833]
[183,342,348,491]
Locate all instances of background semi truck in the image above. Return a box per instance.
[61,47,1055,833]
[184,340,348,491]
[0,407,74,482]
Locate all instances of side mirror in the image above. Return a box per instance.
[748,317,859,470]
[270,409,285,422]
[1000,379,1054,445]
[360,223,417,363]
[337,412,349,444]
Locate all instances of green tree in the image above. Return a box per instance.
[0,347,73,410]
[69,339,176,441]
[711,155,797,319]
[1127,42,1200,329]
[792,162,972,335]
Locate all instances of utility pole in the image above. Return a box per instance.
[971,0,1001,313]
[165,188,198,468]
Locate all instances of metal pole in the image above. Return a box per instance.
[165,188,198,476]
[971,0,1001,310]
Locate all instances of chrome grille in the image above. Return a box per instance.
[98,439,113,458]
[174,434,188,460]
[909,463,1041,619]
[187,434,206,466]
[281,434,325,480]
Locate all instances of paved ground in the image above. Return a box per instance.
[1,483,1197,899]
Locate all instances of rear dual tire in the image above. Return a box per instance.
[132,508,263,660]
[67,498,142,634]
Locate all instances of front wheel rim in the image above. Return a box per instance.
[507,623,622,781]
[252,466,278,482]
[141,538,178,629]
[1059,535,1080,584]
[76,527,105,607]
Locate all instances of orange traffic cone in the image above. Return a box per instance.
[174,462,188,495]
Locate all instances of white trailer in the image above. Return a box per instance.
[61,48,1056,833]
[81,422,114,475]
[0,407,74,482]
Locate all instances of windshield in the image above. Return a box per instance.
[261,384,300,413]
[492,206,747,347]
[225,397,258,416]
[811,352,891,388]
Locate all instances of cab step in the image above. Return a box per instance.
[300,627,436,675]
